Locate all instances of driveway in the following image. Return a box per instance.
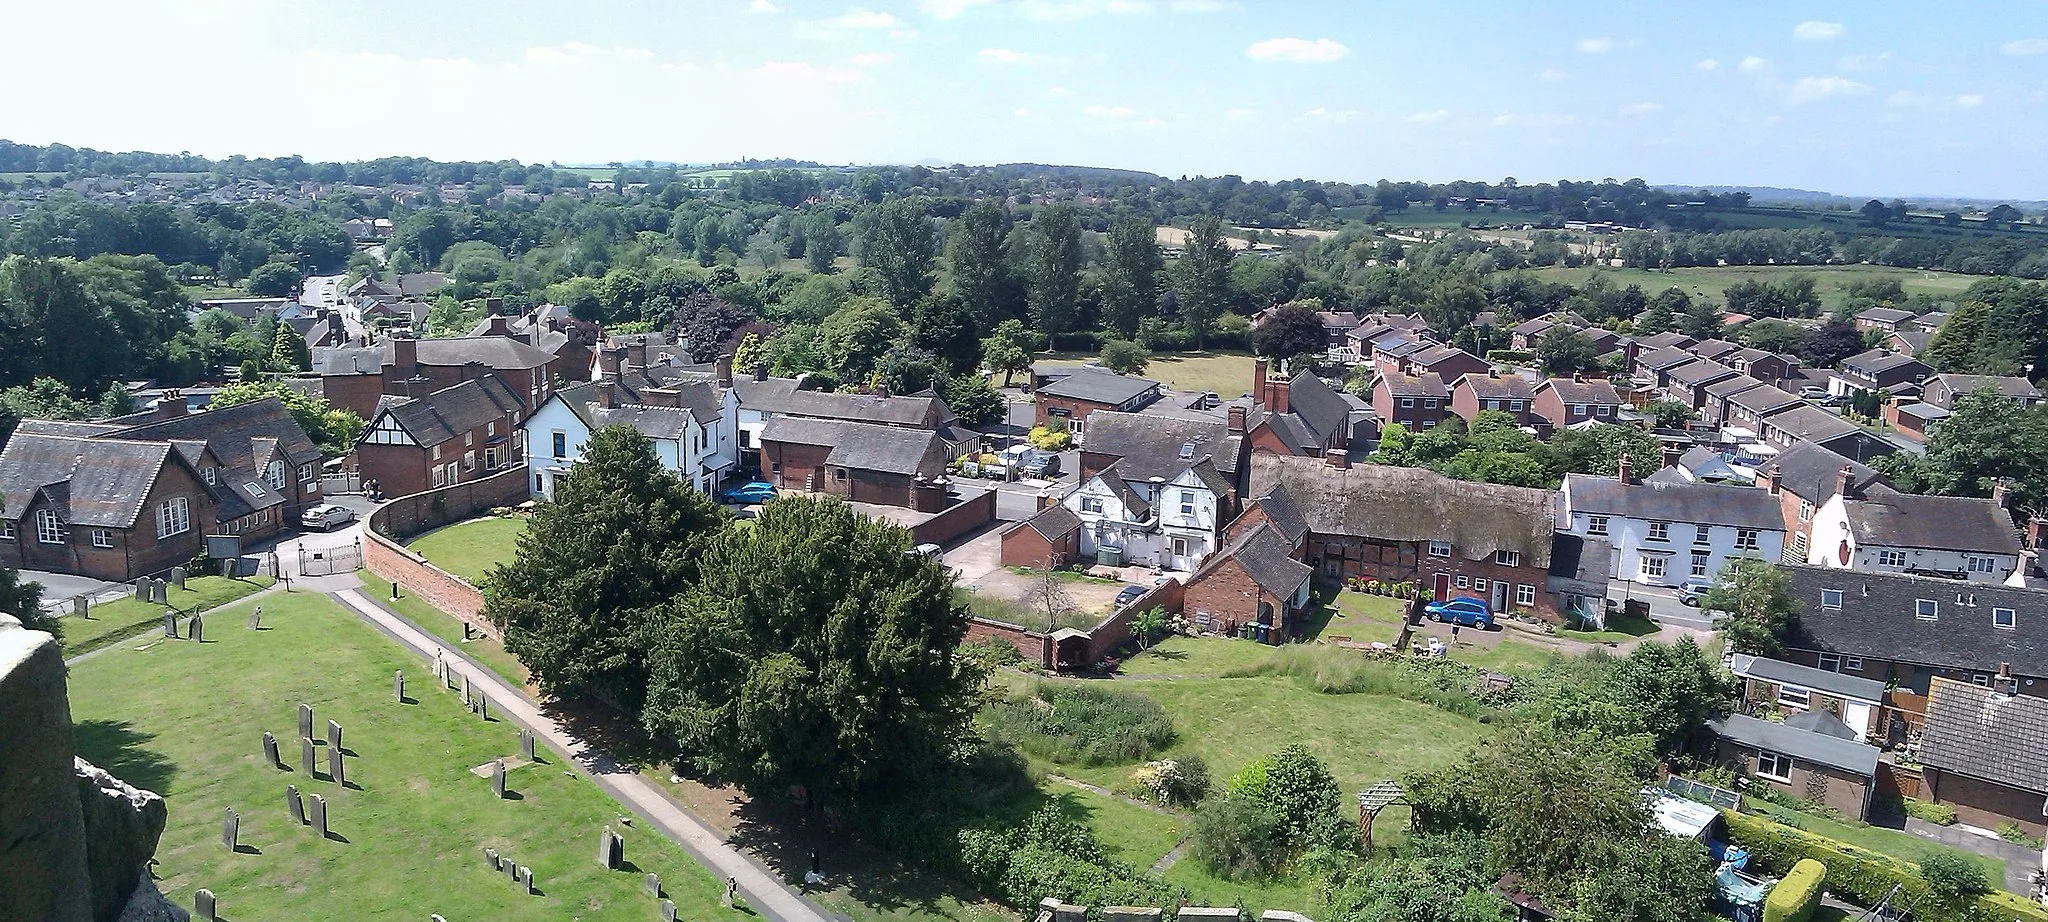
[266,494,381,579]
[25,571,124,609]
[1609,579,1718,631]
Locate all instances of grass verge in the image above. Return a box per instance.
[405,516,527,585]
[61,576,274,655]
[356,569,529,688]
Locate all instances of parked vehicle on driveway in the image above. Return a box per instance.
[302,504,356,530]
[716,481,777,505]
[984,445,1060,480]
[1424,596,1495,629]
[1677,579,1714,607]
[1114,585,1148,608]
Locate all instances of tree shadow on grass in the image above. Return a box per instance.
[73,719,178,794]
[540,696,678,772]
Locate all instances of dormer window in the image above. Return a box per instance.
[203,466,216,485]
[266,460,286,489]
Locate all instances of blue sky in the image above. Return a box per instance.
[6,0,2048,198]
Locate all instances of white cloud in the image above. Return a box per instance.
[1956,94,1985,108]
[920,0,991,18]
[746,0,778,12]
[1015,0,1154,21]
[1538,68,1567,82]
[1084,104,1135,117]
[1303,107,1362,123]
[1793,21,1843,41]
[848,52,895,66]
[2003,38,2048,55]
[1132,116,1166,130]
[1245,37,1348,63]
[1783,75,1870,104]
[1836,52,1889,71]
[977,47,1038,64]
[1405,109,1450,123]
[1695,58,1720,72]
[1738,56,1771,74]
[755,60,865,84]
[798,7,898,38]
[525,43,654,63]
[1013,107,1030,116]
[1619,101,1664,116]
[1576,37,1613,54]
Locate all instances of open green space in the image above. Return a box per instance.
[1119,635,1281,677]
[357,569,530,688]
[1522,264,1981,314]
[64,590,743,921]
[61,575,274,655]
[1036,351,1258,398]
[406,515,528,585]
[1302,589,1411,645]
[1556,613,1662,644]
[1743,799,2005,881]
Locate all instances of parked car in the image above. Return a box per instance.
[1114,585,1148,608]
[302,504,356,530]
[1677,579,1714,607]
[1424,596,1495,629]
[1799,386,1829,399]
[912,543,943,559]
[984,445,1060,480]
[716,481,777,505]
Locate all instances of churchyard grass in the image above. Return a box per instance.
[357,569,530,687]
[65,590,742,921]
[405,515,527,585]
[60,575,274,655]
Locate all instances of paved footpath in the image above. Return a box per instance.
[330,588,837,922]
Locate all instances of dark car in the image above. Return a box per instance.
[1114,585,1148,608]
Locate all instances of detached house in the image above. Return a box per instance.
[1805,489,2023,584]
[1449,372,1538,428]
[1064,409,1250,571]
[1853,306,1916,333]
[1529,376,1624,434]
[1830,349,1930,397]
[1032,368,1162,443]
[526,375,739,500]
[358,376,527,496]
[1890,374,2045,440]
[1558,465,1786,587]
[733,373,976,480]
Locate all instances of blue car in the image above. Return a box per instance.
[716,481,777,505]
[1425,596,1495,629]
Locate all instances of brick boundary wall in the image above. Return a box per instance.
[362,466,531,640]
[1083,577,1184,664]
[966,617,1051,668]
[910,488,998,548]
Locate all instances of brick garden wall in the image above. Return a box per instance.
[1082,577,1184,663]
[909,488,997,547]
[966,617,1051,668]
[363,465,530,640]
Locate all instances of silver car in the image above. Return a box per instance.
[303,504,356,531]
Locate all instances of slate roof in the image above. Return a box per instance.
[1379,372,1449,399]
[1703,374,1767,401]
[1729,653,1885,702]
[1035,368,1161,405]
[115,398,320,468]
[1782,565,2048,678]
[384,336,554,371]
[1546,532,1613,592]
[1764,405,1861,443]
[1709,714,1879,777]
[312,345,382,375]
[1088,462,1153,519]
[734,378,947,428]
[1888,330,1933,354]
[759,418,947,477]
[1250,455,1555,566]
[1080,411,1244,483]
[1535,377,1623,405]
[1919,677,2048,794]
[0,433,179,528]
[374,376,524,449]
[1456,373,1536,400]
[1513,317,1557,337]
[1728,384,1804,415]
[1011,502,1082,542]
[1638,346,1700,371]
[1668,361,1739,388]
[1410,345,1478,368]
[1284,370,1352,441]
[591,404,696,440]
[1841,349,1928,377]
[1690,339,1743,361]
[1841,494,2020,555]
[1856,307,1916,325]
[1783,710,1860,740]
[1931,374,2042,403]
[1200,522,1314,599]
[1636,332,1698,350]
[1763,441,1894,502]
[1562,473,1785,530]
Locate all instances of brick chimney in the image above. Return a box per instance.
[2028,515,2048,550]
[1661,443,1682,470]
[594,384,614,408]
[753,362,770,382]
[1992,478,2010,510]
[156,389,186,419]
[484,296,503,315]
[1227,405,1247,434]
[485,315,510,336]
[625,337,648,371]
[1835,465,1856,501]
[1324,447,1350,470]
[1767,465,1783,495]
[1616,452,1632,484]
[598,345,623,381]
[392,335,418,381]
[1253,358,1269,408]
[715,354,734,387]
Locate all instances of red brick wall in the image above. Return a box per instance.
[1716,739,1873,819]
[1924,769,2047,837]
[1034,394,1110,437]
[366,465,531,542]
[1083,577,1184,662]
[357,442,434,498]
[965,617,1050,668]
[0,461,213,581]
[362,529,494,637]
[1183,558,1289,639]
[765,440,832,492]
[910,489,997,547]
[321,373,387,420]
[1304,534,1556,620]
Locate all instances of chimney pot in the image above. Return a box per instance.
[1253,358,1269,407]
[753,363,770,382]
[1227,405,1247,434]
[1324,447,1350,470]
[1835,465,1856,500]
[1767,465,1783,495]
[594,385,614,408]
[626,337,648,371]
[716,354,734,387]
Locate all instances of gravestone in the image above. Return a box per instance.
[491,760,506,798]
[476,695,487,721]
[187,613,203,643]
[433,916,448,922]
[221,808,237,850]
[327,746,345,786]
[645,873,661,897]
[518,865,533,894]
[286,785,304,825]
[596,825,621,869]
[308,793,327,837]
[133,581,148,602]
[394,670,404,702]
[725,876,737,906]
[661,898,677,922]
[485,847,499,870]
[246,608,261,630]
[151,580,167,604]
[161,612,177,639]
[301,738,316,776]
[193,888,216,921]
[459,675,471,707]
[170,566,186,590]
[261,731,280,768]
[520,730,535,762]
[72,596,88,618]
[326,719,341,751]
[297,703,314,740]
[504,858,519,883]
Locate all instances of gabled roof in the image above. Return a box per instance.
[0,433,180,528]
[385,336,554,371]
[592,404,696,440]
[1512,317,1557,336]
[1931,374,2041,402]
[759,417,947,477]
[1009,502,1082,543]
[1841,493,2020,556]
[1197,522,1313,599]
[114,398,320,468]
[1841,349,1929,377]
[1410,345,1479,369]
[1887,330,1933,354]
[1534,377,1623,405]
[1086,462,1153,519]
[312,346,382,376]
[1635,331,1697,350]
[1727,384,1803,415]
[1855,306,1916,324]
[1455,373,1535,401]
[1080,411,1244,482]
[1920,677,2048,794]
[1638,346,1699,371]
[1034,368,1161,405]
[1378,372,1449,399]
[1250,455,1555,566]
[374,376,524,449]
[734,378,948,428]
[1689,339,1743,361]
[1562,473,1785,531]
[1247,483,1309,546]
[1285,370,1352,442]
[1667,360,1739,388]
[1764,405,1861,443]
[1763,441,1894,503]
[1709,714,1879,777]
[1729,653,1885,703]
[1782,565,2048,678]
[1703,374,1767,400]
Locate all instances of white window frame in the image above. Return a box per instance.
[0,520,13,540]
[266,460,286,490]
[1169,535,1193,559]
[1736,529,1760,551]
[202,466,216,486]
[1586,515,1608,536]
[1778,684,1811,708]
[246,481,266,497]
[35,509,65,544]
[1427,540,1452,558]
[156,497,190,539]
[1080,496,1104,515]
[1843,657,1863,671]
[1966,556,1996,574]
[1798,500,1814,523]
[1596,405,1612,417]
[1820,589,1844,610]
[1691,551,1710,578]
[90,528,113,548]
[1454,575,1470,589]
[1915,599,1938,621]
[1755,750,1792,783]
[1515,584,1535,606]
[1817,652,1841,672]
[1640,555,1667,580]
[1179,490,1196,517]
[1648,521,1670,542]
[299,463,315,483]
[1400,397,1415,409]
[1494,549,1521,567]
[1993,607,2016,629]
[1571,403,1588,415]
[1877,549,1906,569]
[1694,525,1712,546]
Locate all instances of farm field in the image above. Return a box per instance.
[405,515,527,585]
[1521,263,1983,313]
[64,591,744,922]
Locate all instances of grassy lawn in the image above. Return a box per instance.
[1046,783,1187,871]
[406,516,528,585]
[1120,635,1280,677]
[1522,264,1980,314]
[1743,800,2006,881]
[61,575,274,655]
[64,591,743,921]
[1301,589,1411,645]
[357,569,530,688]
[1036,351,1259,398]
[1005,565,1121,584]
[1451,635,1568,674]
[1555,613,1662,644]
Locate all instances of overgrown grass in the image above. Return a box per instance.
[1120,635,1279,677]
[984,682,1176,766]
[61,576,274,655]
[405,516,527,585]
[1224,645,1493,718]
[956,588,1095,632]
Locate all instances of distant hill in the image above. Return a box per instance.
[1658,184,1850,207]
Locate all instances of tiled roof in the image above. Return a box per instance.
[1932,374,2041,402]
[1762,441,1893,502]
[115,398,319,469]
[1635,332,1697,350]
[1011,503,1082,542]
[1668,361,1739,388]
[759,418,947,477]
[0,433,178,528]
[1920,677,2048,794]
[1729,653,1885,702]
[1080,411,1244,482]
[1638,346,1699,371]
[1703,374,1767,400]
[1248,483,1310,545]
[1199,522,1313,599]
[1856,307,1916,324]
[1764,405,1861,443]
[1562,472,1785,531]
[1728,384,1803,415]
[384,336,555,371]
[1456,373,1535,400]
[734,378,947,427]
[1535,377,1623,405]
[1379,372,1449,399]
[1251,455,1554,566]
[1690,339,1743,361]
[1284,370,1352,442]
[1035,368,1161,405]
[1782,565,2048,678]
[1709,714,1879,777]
[1841,493,2020,556]
[376,376,524,448]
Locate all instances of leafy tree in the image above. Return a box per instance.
[1920,300,1989,372]
[1099,215,1162,338]
[1536,328,1600,376]
[1547,423,1660,478]
[803,211,844,274]
[671,292,753,363]
[859,196,938,309]
[940,372,1005,428]
[1024,201,1084,339]
[1860,199,1891,228]
[1193,791,1287,880]
[1,256,119,391]
[818,297,909,382]
[1634,288,1685,334]
[981,319,1038,386]
[0,561,53,638]
[269,320,310,372]
[1555,833,1714,922]
[1906,390,2048,511]
[1678,296,1721,341]
[640,496,979,804]
[1702,558,1797,655]
[486,426,724,711]
[246,261,301,297]
[1643,399,1694,429]
[911,294,981,373]
[1920,852,1991,903]
[208,379,364,455]
[946,200,1024,328]
[1171,217,1234,348]
[1250,304,1327,364]
[1130,606,1168,650]
[1099,339,1152,375]
[1604,637,1734,759]
[1796,319,1868,369]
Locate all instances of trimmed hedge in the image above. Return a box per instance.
[1763,858,1825,922]
[1722,811,2048,922]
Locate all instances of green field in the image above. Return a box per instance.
[1522,264,1982,314]
[1037,350,1259,398]
[406,516,528,585]
[1303,590,1412,645]
[61,575,274,655]
[65,591,743,921]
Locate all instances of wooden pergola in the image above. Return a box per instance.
[1355,779,1416,853]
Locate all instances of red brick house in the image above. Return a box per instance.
[1403,345,1490,384]
[1182,484,1315,642]
[1371,372,1450,430]
[1919,677,2048,837]
[107,396,324,538]
[1246,362,1361,456]
[1853,306,1915,334]
[1529,376,1624,434]
[311,334,560,420]
[1032,368,1162,443]
[1000,502,1083,569]
[356,375,527,497]
[760,417,954,509]
[1449,372,1538,428]
[0,432,215,581]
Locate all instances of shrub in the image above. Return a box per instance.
[1995,821,2043,848]
[983,682,1175,766]
[1130,756,1209,807]
[1193,793,1288,880]
[1921,852,1991,903]
[1902,798,1957,826]
[1762,858,1825,922]
[1720,810,2048,922]
[962,635,1024,670]
[1027,424,1074,452]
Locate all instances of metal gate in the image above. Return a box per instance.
[298,542,362,576]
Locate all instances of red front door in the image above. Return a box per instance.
[1432,572,1451,601]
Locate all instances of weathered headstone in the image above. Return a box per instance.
[151,580,168,604]
[246,608,261,630]
[520,729,536,762]
[518,865,533,894]
[72,596,88,618]
[432,916,448,922]
[297,703,314,740]
[162,612,177,639]
[308,793,328,837]
[134,581,148,602]
[301,737,316,776]
[460,673,471,706]
[504,858,519,883]
[286,785,304,824]
[262,731,280,768]
[476,695,487,721]
[326,719,341,750]
[645,873,661,897]
[327,746,345,786]
[170,566,186,589]
[193,888,217,921]
[187,613,203,643]
[596,825,621,869]
[661,898,677,922]
[725,876,738,906]
[221,807,238,850]
[491,760,506,799]
[484,846,499,870]
[394,670,404,702]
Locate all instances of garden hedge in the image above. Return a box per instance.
[1722,810,2048,922]
[1762,858,1824,922]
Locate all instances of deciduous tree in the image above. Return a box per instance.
[1099,215,1162,338]
[1171,217,1233,348]
[1703,558,1797,655]
[859,196,938,309]
[1250,304,1326,364]
[1024,201,1084,340]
